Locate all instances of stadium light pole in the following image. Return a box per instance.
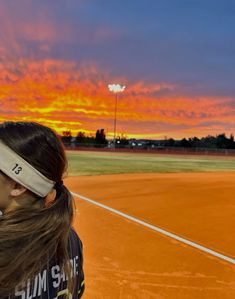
[108,84,126,149]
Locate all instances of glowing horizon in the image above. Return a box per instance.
[0,58,234,140]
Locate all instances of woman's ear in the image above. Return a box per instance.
[10,183,27,197]
[45,189,56,207]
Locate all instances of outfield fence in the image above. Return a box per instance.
[64,144,235,157]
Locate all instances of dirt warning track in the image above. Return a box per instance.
[65,172,235,299]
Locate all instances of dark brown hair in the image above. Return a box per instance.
[0,121,74,297]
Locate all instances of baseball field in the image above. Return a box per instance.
[64,150,235,299]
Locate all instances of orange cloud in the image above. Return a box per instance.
[0,58,235,139]
[0,1,121,67]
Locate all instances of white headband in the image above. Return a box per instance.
[0,141,55,197]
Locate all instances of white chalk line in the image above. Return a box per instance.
[71,191,235,265]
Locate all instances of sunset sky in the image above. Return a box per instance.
[0,0,235,139]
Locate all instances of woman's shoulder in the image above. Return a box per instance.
[2,228,85,299]
[68,228,85,298]
[69,227,82,244]
[68,227,83,259]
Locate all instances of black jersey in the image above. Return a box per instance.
[3,228,85,299]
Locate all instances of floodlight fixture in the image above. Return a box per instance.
[108,84,126,93]
[107,83,126,149]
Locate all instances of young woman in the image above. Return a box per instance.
[0,121,85,299]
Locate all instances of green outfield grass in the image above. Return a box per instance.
[66,150,235,176]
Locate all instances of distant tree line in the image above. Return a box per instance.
[60,130,235,150]
[61,129,108,147]
[160,133,235,149]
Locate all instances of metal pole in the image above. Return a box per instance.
[108,84,125,149]
[113,93,118,148]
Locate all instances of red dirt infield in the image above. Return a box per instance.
[65,172,235,299]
